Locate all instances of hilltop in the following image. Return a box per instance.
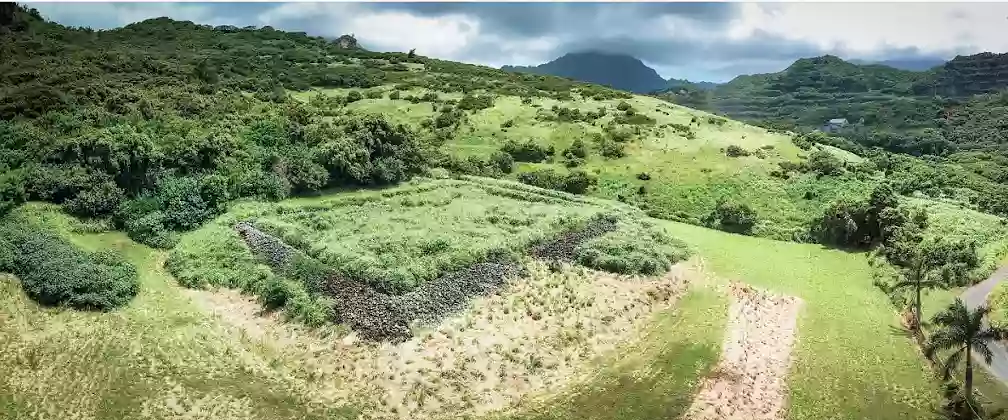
[502,51,669,94]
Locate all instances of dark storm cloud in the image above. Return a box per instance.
[364,2,739,37]
[26,2,958,82]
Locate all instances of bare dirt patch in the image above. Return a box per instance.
[684,282,803,420]
[188,259,701,420]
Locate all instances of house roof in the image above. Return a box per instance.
[828,118,848,124]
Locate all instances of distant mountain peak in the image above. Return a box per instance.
[502,51,667,94]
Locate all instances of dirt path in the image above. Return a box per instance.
[684,283,803,420]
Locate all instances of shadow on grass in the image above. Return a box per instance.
[501,341,719,420]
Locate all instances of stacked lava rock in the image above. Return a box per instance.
[322,273,414,343]
[235,221,295,269]
[397,261,527,327]
[235,221,413,342]
[530,215,618,261]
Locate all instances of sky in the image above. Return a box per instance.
[26,2,1008,83]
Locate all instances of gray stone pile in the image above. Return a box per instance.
[530,216,617,261]
[235,221,295,269]
[396,261,527,327]
[322,273,414,342]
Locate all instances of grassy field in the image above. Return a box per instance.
[661,221,948,419]
[0,200,720,420]
[500,287,728,420]
[3,197,1008,420]
[0,204,353,420]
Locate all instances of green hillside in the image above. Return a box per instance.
[3,4,1008,420]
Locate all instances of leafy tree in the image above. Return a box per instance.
[806,149,844,176]
[706,198,758,234]
[926,299,1008,414]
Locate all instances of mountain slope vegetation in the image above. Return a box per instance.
[3,4,1008,420]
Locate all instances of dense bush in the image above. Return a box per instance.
[456,94,494,111]
[64,181,126,218]
[488,150,514,174]
[501,140,554,162]
[725,145,751,157]
[562,139,588,160]
[0,220,139,310]
[517,168,597,194]
[806,149,845,176]
[706,198,758,234]
[813,183,904,247]
[575,218,691,276]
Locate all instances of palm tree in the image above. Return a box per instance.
[890,249,943,334]
[891,238,977,335]
[925,298,1008,409]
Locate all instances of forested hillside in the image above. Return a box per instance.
[0,5,629,245]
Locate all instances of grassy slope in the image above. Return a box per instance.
[500,287,728,420]
[0,204,355,420]
[0,200,721,420]
[297,87,873,242]
[661,221,939,419]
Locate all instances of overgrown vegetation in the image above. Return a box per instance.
[0,207,138,310]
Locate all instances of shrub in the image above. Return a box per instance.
[561,170,597,194]
[616,101,632,112]
[235,171,291,201]
[0,221,139,310]
[597,137,625,159]
[637,172,651,181]
[517,168,596,194]
[562,139,588,160]
[388,90,401,100]
[792,134,814,150]
[457,94,494,111]
[725,145,750,157]
[489,150,514,174]
[0,236,13,272]
[64,181,126,218]
[157,176,213,231]
[706,198,758,234]
[316,115,427,185]
[807,149,845,176]
[346,90,363,103]
[125,211,179,249]
[575,218,691,276]
[502,140,553,162]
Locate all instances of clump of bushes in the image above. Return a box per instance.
[517,168,597,194]
[705,198,758,234]
[0,220,139,310]
[502,140,554,162]
[806,149,845,176]
[725,145,751,157]
[575,218,691,275]
[437,151,514,178]
[457,94,494,111]
[562,139,589,164]
[813,183,904,247]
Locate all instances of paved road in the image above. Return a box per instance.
[960,265,1008,384]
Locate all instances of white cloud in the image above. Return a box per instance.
[345,12,480,58]
[729,3,1008,57]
